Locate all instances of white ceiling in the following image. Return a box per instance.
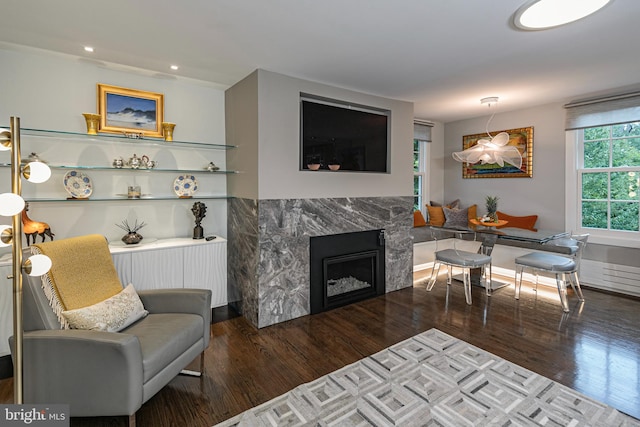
[2,0,639,123]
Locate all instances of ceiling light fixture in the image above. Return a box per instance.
[452,97,523,169]
[514,0,612,30]
[170,65,179,71]
[83,46,94,53]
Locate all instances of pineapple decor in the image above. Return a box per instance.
[485,195,499,223]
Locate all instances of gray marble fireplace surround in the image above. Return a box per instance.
[228,196,413,328]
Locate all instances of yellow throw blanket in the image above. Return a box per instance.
[32,234,123,328]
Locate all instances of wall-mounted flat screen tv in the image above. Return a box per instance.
[300,95,390,173]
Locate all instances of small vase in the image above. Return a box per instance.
[122,232,143,245]
[162,122,176,142]
[82,113,101,135]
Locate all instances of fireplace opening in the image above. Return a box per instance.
[310,229,385,314]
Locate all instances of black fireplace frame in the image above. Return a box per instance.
[310,229,385,314]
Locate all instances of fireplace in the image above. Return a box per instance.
[310,229,385,314]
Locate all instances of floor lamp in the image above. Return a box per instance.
[0,117,52,403]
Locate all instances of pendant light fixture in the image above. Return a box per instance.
[452,97,523,169]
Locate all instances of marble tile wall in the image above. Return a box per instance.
[228,196,413,328]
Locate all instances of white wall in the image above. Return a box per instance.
[0,44,228,249]
[444,103,566,230]
[253,69,414,200]
[225,71,259,200]
[427,121,445,206]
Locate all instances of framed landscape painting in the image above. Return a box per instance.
[97,84,164,137]
[461,126,533,178]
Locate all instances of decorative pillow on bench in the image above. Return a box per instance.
[426,200,476,228]
[414,210,427,227]
[495,211,538,231]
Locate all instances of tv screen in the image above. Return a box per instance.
[300,96,390,173]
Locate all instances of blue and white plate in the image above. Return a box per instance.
[173,175,198,198]
[63,170,93,198]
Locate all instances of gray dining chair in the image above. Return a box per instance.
[426,228,492,305]
[514,233,588,312]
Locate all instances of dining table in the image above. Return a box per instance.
[431,225,571,290]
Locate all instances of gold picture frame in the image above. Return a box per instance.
[97,84,164,137]
[461,126,533,179]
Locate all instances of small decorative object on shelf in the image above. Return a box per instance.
[82,113,101,135]
[485,195,499,223]
[23,152,48,164]
[173,175,198,198]
[123,132,144,139]
[141,155,157,169]
[112,157,124,168]
[206,162,220,172]
[21,202,55,245]
[63,170,93,199]
[127,185,141,199]
[191,202,207,239]
[328,158,341,171]
[162,122,176,142]
[128,154,141,169]
[307,155,321,171]
[116,219,146,245]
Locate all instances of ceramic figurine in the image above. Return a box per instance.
[128,154,141,169]
[21,202,55,245]
[112,157,124,168]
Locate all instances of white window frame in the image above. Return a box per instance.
[414,138,429,213]
[566,128,640,248]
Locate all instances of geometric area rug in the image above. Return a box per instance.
[214,329,640,426]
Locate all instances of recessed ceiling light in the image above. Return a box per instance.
[514,0,611,31]
[170,65,179,71]
[84,46,94,53]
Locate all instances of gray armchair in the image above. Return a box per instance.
[10,235,211,426]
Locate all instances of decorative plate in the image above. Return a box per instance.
[63,170,93,198]
[173,175,198,198]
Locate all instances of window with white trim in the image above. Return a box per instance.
[578,122,640,232]
[413,122,431,212]
[565,92,640,247]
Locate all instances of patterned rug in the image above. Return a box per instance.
[214,328,639,426]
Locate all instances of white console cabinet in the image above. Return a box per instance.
[110,237,227,308]
[0,259,12,357]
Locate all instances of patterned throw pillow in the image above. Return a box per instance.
[62,284,148,332]
[443,207,470,228]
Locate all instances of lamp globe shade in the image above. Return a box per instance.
[25,161,51,183]
[26,254,52,276]
[0,193,25,216]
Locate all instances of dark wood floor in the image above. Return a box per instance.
[1,273,639,426]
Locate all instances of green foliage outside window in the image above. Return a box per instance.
[413,175,422,211]
[581,122,640,231]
